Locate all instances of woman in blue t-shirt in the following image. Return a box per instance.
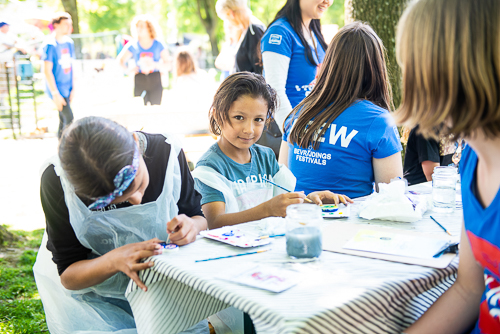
[279,22,403,199]
[261,0,331,136]
[396,1,500,333]
[117,15,169,105]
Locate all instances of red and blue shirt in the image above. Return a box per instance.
[461,146,500,333]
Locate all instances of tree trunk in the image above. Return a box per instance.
[195,0,220,58]
[344,0,408,109]
[61,0,82,58]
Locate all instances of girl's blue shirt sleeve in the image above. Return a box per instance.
[366,112,403,159]
[261,23,292,58]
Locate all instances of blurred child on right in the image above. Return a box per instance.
[395,0,500,333]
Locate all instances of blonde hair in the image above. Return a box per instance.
[175,49,196,77]
[395,0,500,139]
[216,0,250,23]
[131,14,159,40]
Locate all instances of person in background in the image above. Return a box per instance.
[170,48,215,113]
[215,20,243,80]
[215,0,285,158]
[402,126,457,185]
[280,22,403,199]
[42,13,76,138]
[261,0,331,135]
[394,0,500,333]
[117,15,170,106]
[0,22,27,55]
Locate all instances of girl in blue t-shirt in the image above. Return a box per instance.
[117,15,169,105]
[280,22,403,199]
[192,72,351,229]
[261,0,331,134]
[395,1,500,334]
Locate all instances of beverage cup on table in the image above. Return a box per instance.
[286,204,323,259]
[432,166,458,213]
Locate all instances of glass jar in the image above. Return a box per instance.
[432,166,458,213]
[285,204,323,258]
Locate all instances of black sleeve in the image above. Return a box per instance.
[248,25,264,74]
[415,133,440,163]
[40,166,92,276]
[236,25,264,74]
[177,150,204,218]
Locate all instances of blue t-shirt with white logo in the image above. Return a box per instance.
[127,39,165,74]
[42,35,75,98]
[283,100,402,198]
[261,17,326,108]
[194,143,279,205]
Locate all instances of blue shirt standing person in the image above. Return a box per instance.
[280,22,403,199]
[261,0,330,137]
[117,15,170,106]
[42,12,75,138]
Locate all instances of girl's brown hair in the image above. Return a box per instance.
[59,117,136,200]
[395,0,500,139]
[287,22,392,149]
[131,15,158,40]
[175,50,196,77]
[209,72,277,136]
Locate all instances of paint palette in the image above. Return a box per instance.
[321,204,350,218]
[200,227,271,248]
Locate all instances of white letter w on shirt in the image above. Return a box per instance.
[329,125,358,148]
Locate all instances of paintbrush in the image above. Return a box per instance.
[262,178,314,203]
[195,249,271,262]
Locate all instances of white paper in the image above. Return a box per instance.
[219,265,301,293]
[343,229,449,259]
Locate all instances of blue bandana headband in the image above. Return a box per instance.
[88,147,140,210]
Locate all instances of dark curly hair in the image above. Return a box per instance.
[209,72,278,136]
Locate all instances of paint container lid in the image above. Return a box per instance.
[320,204,339,212]
[161,244,179,253]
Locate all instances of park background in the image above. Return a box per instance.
[0,0,409,332]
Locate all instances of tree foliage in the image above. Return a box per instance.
[83,0,136,33]
[75,0,345,57]
[345,0,408,108]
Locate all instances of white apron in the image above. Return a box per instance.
[191,164,296,214]
[191,163,296,334]
[33,135,208,334]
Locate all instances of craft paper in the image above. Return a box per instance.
[343,229,449,259]
[200,227,271,248]
[220,265,301,292]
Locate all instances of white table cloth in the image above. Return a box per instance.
[126,182,463,334]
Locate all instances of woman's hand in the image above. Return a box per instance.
[265,192,306,217]
[167,214,205,245]
[307,191,353,206]
[108,238,162,292]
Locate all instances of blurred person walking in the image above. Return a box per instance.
[117,15,170,106]
[42,13,76,138]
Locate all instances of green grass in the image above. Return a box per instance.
[0,228,48,333]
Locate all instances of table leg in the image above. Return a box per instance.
[244,313,256,334]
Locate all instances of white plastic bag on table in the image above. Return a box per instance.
[358,179,428,223]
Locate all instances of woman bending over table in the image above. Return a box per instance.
[279,22,403,199]
[396,0,500,333]
[34,117,208,333]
